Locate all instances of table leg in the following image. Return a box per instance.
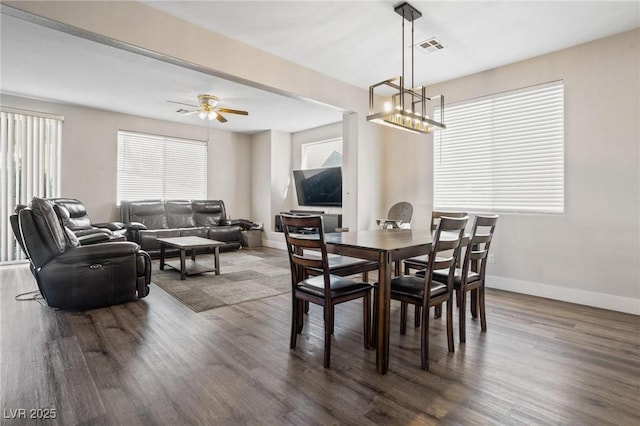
[191,248,197,261]
[376,251,391,374]
[180,249,186,280]
[213,246,220,275]
[160,245,166,270]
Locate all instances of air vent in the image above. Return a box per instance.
[416,37,444,54]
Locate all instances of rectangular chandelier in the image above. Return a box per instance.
[366,2,446,135]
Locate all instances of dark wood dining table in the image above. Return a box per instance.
[324,228,434,374]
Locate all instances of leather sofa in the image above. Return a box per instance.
[120,199,242,256]
[11,198,151,310]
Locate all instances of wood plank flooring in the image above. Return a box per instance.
[1,247,639,425]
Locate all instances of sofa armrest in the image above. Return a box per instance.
[125,221,148,231]
[93,221,126,231]
[77,232,111,245]
[56,242,140,264]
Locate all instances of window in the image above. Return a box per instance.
[434,81,564,214]
[301,137,342,169]
[1,108,62,262]
[117,131,207,203]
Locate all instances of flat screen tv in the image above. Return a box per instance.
[292,167,342,207]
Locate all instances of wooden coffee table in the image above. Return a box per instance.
[157,236,225,280]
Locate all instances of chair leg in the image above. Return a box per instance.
[363,292,371,349]
[414,305,421,328]
[459,288,467,343]
[446,297,455,353]
[304,300,309,314]
[297,299,304,333]
[362,272,369,282]
[479,283,487,332]
[400,301,408,335]
[435,303,442,318]
[371,288,378,348]
[290,296,298,349]
[470,289,478,318]
[420,304,430,370]
[324,305,333,368]
[331,306,335,334]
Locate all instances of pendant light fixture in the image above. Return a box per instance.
[367,2,445,134]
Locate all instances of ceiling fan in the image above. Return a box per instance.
[168,94,248,123]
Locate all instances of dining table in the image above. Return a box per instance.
[324,228,435,374]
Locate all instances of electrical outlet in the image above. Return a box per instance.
[488,254,495,264]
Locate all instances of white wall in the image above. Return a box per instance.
[1,94,252,222]
[419,29,639,313]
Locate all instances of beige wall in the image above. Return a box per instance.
[1,94,252,222]
[419,29,639,313]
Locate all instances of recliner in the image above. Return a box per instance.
[11,197,151,310]
[49,198,127,243]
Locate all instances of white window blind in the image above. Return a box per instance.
[434,81,564,214]
[1,109,62,262]
[117,131,207,203]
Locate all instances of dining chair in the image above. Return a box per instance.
[374,216,468,370]
[403,210,467,325]
[281,214,372,368]
[431,215,498,342]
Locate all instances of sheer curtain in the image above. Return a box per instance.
[0,108,62,263]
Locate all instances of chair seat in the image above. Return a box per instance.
[428,268,481,286]
[307,254,378,276]
[387,275,448,299]
[298,274,372,298]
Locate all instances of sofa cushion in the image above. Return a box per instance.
[129,201,168,230]
[50,198,92,230]
[30,197,68,254]
[165,200,195,228]
[192,200,226,227]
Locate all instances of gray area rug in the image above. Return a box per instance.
[152,247,291,313]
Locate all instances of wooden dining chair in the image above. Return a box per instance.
[432,215,498,342]
[403,210,467,325]
[374,216,468,370]
[281,214,372,368]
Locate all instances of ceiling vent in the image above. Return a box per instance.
[416,37,444,54]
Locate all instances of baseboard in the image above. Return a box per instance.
[486,275,640,315]
[261,239,287,251]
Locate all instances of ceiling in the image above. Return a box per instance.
[1,1,639,134]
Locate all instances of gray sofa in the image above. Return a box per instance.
[120,199,243,256]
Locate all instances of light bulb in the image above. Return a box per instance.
[383,101,392,112]
[198,111,207,119]
[208,111,216,120]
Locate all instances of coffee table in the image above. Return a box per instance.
[157,236,225,280]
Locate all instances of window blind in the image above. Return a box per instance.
[117,131,207,203]
[434,80,564,214]
[1,111,62,262]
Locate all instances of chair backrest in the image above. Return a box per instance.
[388,202,413,223]
[425,216,468,300]
[460,215,499,282]
[430,210,467,232]
[49,198,92,230]
[281,215,331,299]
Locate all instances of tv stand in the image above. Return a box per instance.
[275,211,342,233]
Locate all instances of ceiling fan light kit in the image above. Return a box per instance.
[169,93,248,124]
[367,2,445,135]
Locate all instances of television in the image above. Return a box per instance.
[292,167,342,207]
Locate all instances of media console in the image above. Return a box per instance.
[275,211,342,233]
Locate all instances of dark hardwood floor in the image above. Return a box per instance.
[1,247,639,425]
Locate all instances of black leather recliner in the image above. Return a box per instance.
[48,198,127,244]
[11,197,151,310]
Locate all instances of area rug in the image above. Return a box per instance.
[151,247,291,313]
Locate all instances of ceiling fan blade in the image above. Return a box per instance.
[167,100,199,107]
[216,108,248,116]
[179,110,199,116]
[215,112,228,123]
